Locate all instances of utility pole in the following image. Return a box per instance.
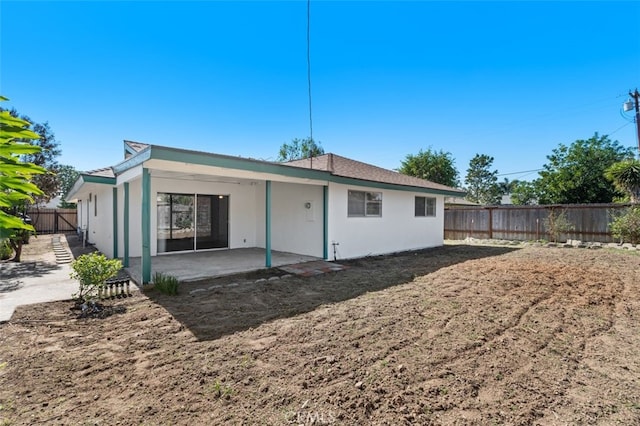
[630,89,640,155]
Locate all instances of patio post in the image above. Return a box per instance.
[265,180,272,267]
[112,187,118,258]
[123,182,129,267]
[323,185,328,260]
[141,168,151,284]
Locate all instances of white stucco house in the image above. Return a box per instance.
[66,141,464,284]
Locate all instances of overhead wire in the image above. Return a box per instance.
[306,0,313,144]
[607,121,633,137]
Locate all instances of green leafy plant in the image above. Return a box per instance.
[398,147,460,187]
[152,272,180,295]
[605,159,640,203]
[209,380,233,398]
[543,209,575,243]
[70,252,122,302]
[277,137,324,161]
[610,206,640,244]
[0,96,47,262]
[0,239,12,260]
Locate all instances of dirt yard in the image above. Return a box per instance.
[1,239,639,425]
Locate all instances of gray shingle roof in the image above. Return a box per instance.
[85,167,115,178]
[124,140,150,153]
[285,153,463,193]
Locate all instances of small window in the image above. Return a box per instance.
[348,190,382,217]
[415,196,436,217]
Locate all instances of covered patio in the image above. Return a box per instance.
[125,248,319,283]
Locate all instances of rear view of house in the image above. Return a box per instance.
[66,141,464,284]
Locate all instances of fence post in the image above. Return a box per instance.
[54,211,59,234]
[488,208,493,240]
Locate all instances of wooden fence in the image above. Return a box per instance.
[26,208,77,235]
[444,204,633,243]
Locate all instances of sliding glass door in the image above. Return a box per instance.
[196,194,229,250]
[157,193,228,253]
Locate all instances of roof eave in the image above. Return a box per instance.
[328,174,466,196]
[64,174,117,202]
[113,144,333,181]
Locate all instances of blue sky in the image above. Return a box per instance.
[2,1,639,184]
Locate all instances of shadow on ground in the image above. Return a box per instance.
[65,234,99,259]
[0,262,62,290]
[147,244,516,341]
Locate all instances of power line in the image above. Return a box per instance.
[497,169,543,177]
[306,0,313,143]
[607,121,632,137]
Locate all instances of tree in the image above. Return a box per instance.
[277,137,324,161]
[510,181,538,205]
[464,154,501,205]
[604,159,640,204]
[56,164,80,208]
[498,178,519,195]
[0,108,62,204]
[543,209,574,243]
[535,133,634,204]
[398,148,459,187]
[0,96,46,261]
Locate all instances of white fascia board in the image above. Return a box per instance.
[144,158,329,186]
[65,176,86,202]
[116,164,143,186]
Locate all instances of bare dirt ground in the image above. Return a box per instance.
[1,238,640,425]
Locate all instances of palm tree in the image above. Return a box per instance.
[605,159,640,203]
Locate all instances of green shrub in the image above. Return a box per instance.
[610,206,640,244]
[70,252,122,302]
[0,239,13,260]
[543,209,575,243]
[152,272,180,295]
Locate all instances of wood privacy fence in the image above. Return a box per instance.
[444,204,633,243]
[26,208,77,234]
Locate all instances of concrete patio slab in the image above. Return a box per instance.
[125,248,320,283]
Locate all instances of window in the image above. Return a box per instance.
[415,196,436,217]
[348,190,382,217]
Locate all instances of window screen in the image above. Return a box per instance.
[415,196,436,217]
[348,190,382,217]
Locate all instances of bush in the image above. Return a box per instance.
[0,239,13,260]
[610,206,640,244]
[70,252,122,302]
[152,272,180,295]
[543,209,575,243]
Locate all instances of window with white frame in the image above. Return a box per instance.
[348,190,382,217]
[415,196,436,217]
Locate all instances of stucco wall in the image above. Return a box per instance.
[108,174,445,261]
[327,182,444,259]
[270,182,324,257]
[125,179,143,258]
[254,181,324,258]
[86,185,115,258]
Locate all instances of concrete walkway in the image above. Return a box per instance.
[0,235,78,322]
